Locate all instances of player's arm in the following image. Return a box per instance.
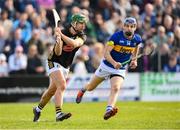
[60,31,84,48]
[132,44,141,61]
[129,43,141,69]
[54,28,63,56]
[104,41,121,69]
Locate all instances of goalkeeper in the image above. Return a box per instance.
[76,17,142,120]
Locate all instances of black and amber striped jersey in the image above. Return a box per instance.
[48,25,86,68]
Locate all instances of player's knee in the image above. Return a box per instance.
[111,85,120,93]
[55,80,66,89]
[57,80,66,91]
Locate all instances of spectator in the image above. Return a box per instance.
[25,4,36,26]
[141,3,156,27]
[0,9,13,39]
[151,43,170,72]
[0,53,8,77]
[130,5,140,20]
[141,16,154,40]
[163,15,173,33]
[167,32,175,49]
[163,53,180,72]
[28,29,44,55]
[59,8,68,27]
[104,11,121,35]
[40,26,55,45]
[88,42,104,70]
[72,45,89,74]
[27,44,45,75]
[3,0,16,20]
[152,26,167,46]
[153,11,163,28]
[81,9,96,40]
[13,12,32,43]
[8,45,27,75]
[39,8,48,29]
[173,26,180,49]
[113,0,131,19]
[3,28,27,57]
[94,12,110,43]
[153,0,164,15]
[0,26,6,53]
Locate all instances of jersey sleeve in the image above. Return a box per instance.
[135,34,142,45]
[78,33,87,42]
[107,32,119,46]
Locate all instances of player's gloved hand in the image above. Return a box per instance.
[129,60,137,69]
[113,62,122,69]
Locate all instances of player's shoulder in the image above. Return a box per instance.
[133,33,142,43]
[78,32,87,41]
[110,30,122,40]
[113,30,123,36]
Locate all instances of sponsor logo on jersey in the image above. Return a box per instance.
[113,45,135,53]
[63,45,74,52]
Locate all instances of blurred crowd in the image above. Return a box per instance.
[0,0,180,77]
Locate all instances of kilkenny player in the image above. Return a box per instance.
[33,13,88,122]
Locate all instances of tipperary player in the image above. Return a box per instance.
[76,17,142,120]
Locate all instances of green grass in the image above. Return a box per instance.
[0,102,180,129]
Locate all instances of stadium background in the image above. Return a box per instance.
[0,0,179,129]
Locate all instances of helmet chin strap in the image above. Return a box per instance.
[71,23,79,33]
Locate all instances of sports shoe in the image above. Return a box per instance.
[76,90,84,103]
[33,107,41,122]
[56,112,72,122]
[103,107,118,120]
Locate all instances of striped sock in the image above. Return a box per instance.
[106,106,113,112]
[56,107,62,116]
[36,103,44,112]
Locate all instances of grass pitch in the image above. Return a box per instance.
[0,102,180,129]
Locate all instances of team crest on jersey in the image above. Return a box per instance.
[127,41,131,46]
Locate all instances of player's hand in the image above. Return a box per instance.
[54,27,62,36]
[54,27,62,44]
[113,62,122,69]
[129,60,137,69]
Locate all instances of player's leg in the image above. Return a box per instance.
[51,70,72,121]
[33,77,57,122]
[76,75,104,103]
[104,75,124,120]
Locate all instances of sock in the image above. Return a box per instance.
[106,106,113,112]
[81,88,86,93]
[56,106,62,117]
[36,103,44,112]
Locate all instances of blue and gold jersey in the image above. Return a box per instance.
[103,30,142,69]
